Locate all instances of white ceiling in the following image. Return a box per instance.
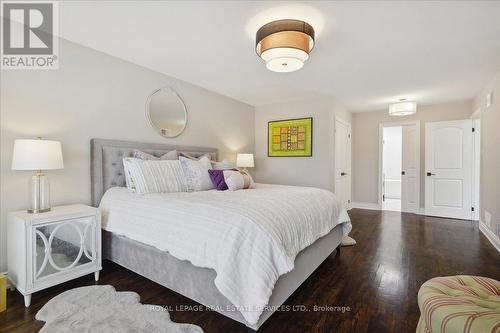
[57,1,500,111]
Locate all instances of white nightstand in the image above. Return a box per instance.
[8,204,101,307]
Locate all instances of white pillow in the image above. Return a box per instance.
[122,158,136,191]
[212,159,236,170]
[133,149,178,160]
[179,156,214,192]
[223,170,255,191]
[123,158,187,194]
[179,152,212,161]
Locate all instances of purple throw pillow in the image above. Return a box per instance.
[208,169,237,191]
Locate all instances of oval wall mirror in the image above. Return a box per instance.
[146,87,187,138]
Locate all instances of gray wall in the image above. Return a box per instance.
[0,39,255,271]
[352,100,473,206]
[475,71,500,238]
[254,96,352,191]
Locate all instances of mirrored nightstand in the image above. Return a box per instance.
[7,205,101,307]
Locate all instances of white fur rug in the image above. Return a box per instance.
[36,285,203,333]
[341,235,357,246]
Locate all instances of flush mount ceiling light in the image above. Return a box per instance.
[389,99,417,116]
[256,19,315,73]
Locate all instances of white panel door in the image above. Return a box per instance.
[425,120,473,219]
[401,125,419,213]
[335,119,351,210]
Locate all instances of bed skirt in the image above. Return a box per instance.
[102,225,343,330]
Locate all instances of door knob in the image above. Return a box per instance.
[427,172,436,176]
[401,171,406,175]
[341,172,348,176]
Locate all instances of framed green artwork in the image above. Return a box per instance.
[268,117,313,157]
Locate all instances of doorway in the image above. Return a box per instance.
[382,126,402,211]
[379,121,420,213]
[334,117,352,210]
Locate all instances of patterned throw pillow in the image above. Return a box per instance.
[179,156,214,192]
[122,158,187,194]
[133,149,179,160]
[208,169,238,191]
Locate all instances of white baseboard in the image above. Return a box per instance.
[351,202,380,210]
[479,221,500,253]
[351,202,427,215]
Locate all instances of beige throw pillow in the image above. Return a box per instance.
[223,170,255,191]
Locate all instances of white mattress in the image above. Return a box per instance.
[99,183,351,325]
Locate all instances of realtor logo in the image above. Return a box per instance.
[1,1,59,69]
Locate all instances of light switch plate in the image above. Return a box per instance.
[484,210,492,228]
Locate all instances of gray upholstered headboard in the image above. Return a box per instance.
[90,138,218,207]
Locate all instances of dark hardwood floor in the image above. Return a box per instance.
[1,209,499,333]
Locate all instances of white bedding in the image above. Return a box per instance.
[99,183,351,325]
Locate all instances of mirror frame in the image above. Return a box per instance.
[145,87,188,138]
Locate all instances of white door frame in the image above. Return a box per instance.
[334,116,352,209]
[471,110,481,221]
[378,120,421,211]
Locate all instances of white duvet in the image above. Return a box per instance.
[99,183,351,325]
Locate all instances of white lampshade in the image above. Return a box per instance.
[236,153,254,168]
[389,101,417,116]
[12,139,64,170]
[261,48,309,73]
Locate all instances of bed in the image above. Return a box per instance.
[90,138,351,331]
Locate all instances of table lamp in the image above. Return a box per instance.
[11,139,64,213]
[236,153,254,173]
